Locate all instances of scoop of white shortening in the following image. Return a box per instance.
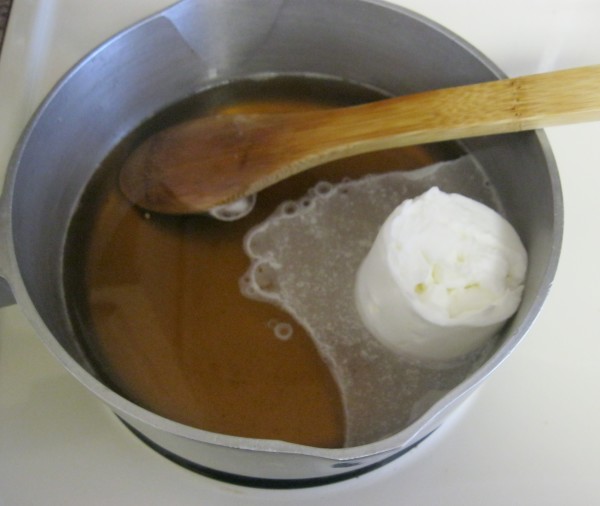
[355,186,528,362]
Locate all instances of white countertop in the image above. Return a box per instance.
[1,1,600,504]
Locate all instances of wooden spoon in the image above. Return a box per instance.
[120,65,600,214]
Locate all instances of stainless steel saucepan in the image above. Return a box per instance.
[0,0,562,486]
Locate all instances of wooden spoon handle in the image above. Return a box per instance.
[121,65,600,214]
[292,65,600,160]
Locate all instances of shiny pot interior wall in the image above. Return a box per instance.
[8,17,204,365]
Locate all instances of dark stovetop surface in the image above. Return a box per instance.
[0,0,13,58]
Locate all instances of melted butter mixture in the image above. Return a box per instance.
[65,75,468,448]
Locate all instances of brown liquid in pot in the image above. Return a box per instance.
[64,76,462,448]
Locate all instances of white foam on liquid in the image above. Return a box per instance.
[239,156,502,446]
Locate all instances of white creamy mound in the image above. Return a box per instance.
[240,156,517,445]
[355,186,528,361]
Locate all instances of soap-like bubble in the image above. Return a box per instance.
[240,156,502,446]
[209,194,257,221]
[268,319,294,341]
